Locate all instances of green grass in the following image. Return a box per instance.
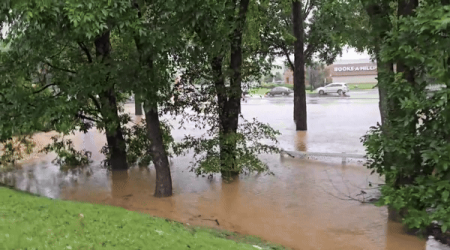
[249,88,271,96]
[347,83,377,90]
[248,83,376,96]
[249,87,312,96]
[0,187,286,250]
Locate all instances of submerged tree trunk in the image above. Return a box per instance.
[213,0,250,179]
[144,103,173,197]
[94,31,128,171]
[292,0,307,131]
[212,56,240,178]
[132,2,173,195]
[135,56,173,197]
[99,90,128,171]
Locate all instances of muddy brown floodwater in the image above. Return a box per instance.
[5,91,427,250]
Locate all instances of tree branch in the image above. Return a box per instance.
[303,0,310,19]
[78,42,93,63]
[283,18,291,30]
[304,42,316,62]
[281,42,294,70]
[303,0,315,20]
[33,83,57,94]
[77,113,100,123]
[44,62,77,74]
[88,94,102,111]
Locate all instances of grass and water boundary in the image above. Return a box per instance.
[0,186,286,250]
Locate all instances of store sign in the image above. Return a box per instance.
[334,65,377,72]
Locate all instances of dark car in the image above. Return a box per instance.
[266,87,293,96]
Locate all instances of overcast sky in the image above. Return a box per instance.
[337,46,371,60]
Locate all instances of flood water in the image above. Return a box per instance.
[3,90,429,250]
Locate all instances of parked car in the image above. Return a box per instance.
[266,87,293,96]
[316,83,349,95]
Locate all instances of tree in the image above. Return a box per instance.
[262,0,359,130]
[306,63,326,89]
[275,72,283,81]
[292,0,307,130]
[263,74,274,83]
[167,0,280,179]
[363,0,450,234]
[0,0,178,197]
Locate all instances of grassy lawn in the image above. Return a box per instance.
[0,187,286,250]
[248,87,312,96]
[347,83,377,90]
[248,88,271,96]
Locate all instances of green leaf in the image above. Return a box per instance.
[442,191,449,202]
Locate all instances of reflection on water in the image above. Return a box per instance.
[4,155,426,250]
[385,221,426,250]
[0,97,428,250]
[295,131,307,151]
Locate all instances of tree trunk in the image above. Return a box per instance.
[144,103,173,197]
[99,90,128,171]
[292,0,307,131]
[212,57,240,178]
[135,93,143,116]
[395,0,420,185]
[375,54,393,128]
[133,2,173,197]
[94,31,128,171]
[213,0,250,179]
[365,1,397,185]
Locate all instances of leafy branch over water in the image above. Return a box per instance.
[0,136,35,172]
[40,136,92,171]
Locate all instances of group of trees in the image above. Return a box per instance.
[263,72,283,83]
[0,0,360,196]
[2,0,352,197]
[306,63,329,90]
[3,0,448,239]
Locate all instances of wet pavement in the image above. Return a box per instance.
[1,89,433,250]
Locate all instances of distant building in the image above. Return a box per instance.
[284,69,294,85]
[283,58,378,85]
[330,58,377,84]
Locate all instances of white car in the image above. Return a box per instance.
[316,83,350,95]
